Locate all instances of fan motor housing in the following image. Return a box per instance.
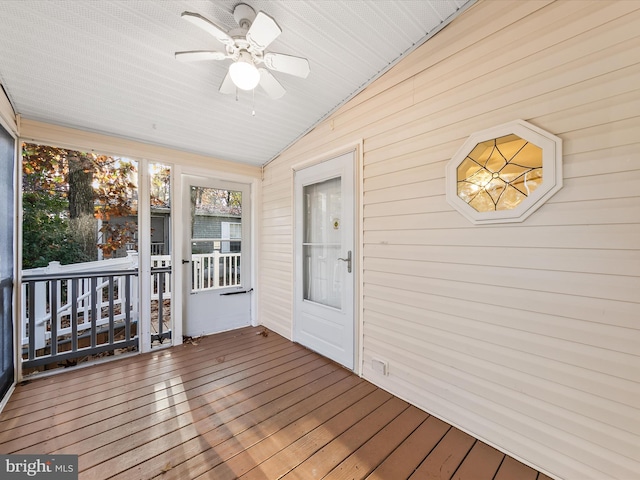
[233,3,256,29]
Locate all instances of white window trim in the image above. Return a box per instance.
[445,119,563,224]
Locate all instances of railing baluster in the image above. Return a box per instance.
[214,252,220,289]
[157,272,164,340]
[125,275,131,342]
[27,281,35,361]
[55,279,62,335]
[84,278,90,320]
[108,276,115,345]
[50,280,58,357]
[71,278,78,353]
[90,276,97,348]
[222,256,227,287]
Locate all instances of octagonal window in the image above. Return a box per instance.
[446,120,562,224]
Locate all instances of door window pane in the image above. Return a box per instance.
[302,177,342,309]
[190,187,242,291]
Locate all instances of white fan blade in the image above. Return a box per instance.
[246,12,281,51]
[219,71,236,95]
[258,68,285,99]
[263,52,310,78]
[175,50,228,62]
[181,11,233,46]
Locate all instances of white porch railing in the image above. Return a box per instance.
[22,267,139,369]
[151,255,171,300]
[21,250,240,366]
[21,252,141,351]
[191,252,241,292]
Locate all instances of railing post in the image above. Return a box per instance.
[129,252,139,323]
[214,251,221,288]
[127,250,139,269]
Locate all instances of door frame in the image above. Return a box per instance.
[173,166,260,345]
[292,142,362,373]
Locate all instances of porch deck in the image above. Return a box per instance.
[0,326,551,480]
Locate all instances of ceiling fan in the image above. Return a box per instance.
[175,3,310,99]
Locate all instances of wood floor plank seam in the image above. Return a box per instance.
[450,439,479,480]
[408,416,453,480]
[364,415,440,480]
[408,423,473,480]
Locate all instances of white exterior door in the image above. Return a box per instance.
[294,151,356,369]
[182,175,251,337]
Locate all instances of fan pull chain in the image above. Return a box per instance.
[252,88,256,117]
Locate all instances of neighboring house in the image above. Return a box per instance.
[106,208,240,257]
[0,2,638,480]
[192,212,242,253]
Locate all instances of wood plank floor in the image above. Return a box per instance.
[0,326,552,480]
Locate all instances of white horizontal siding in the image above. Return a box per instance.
[259,1,640,478]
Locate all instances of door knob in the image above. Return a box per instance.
[337,250,352,273]
[182,259,190,264]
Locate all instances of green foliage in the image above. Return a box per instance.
[22,191,91,268]
[21,143,141,267]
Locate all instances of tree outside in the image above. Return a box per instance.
[22,143,138,268]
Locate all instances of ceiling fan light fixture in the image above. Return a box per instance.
[178,8,309,99]
[229,51,260,90]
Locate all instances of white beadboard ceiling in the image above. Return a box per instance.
[0,0,474,166]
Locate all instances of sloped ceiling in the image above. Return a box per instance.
[0,0,474,166]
